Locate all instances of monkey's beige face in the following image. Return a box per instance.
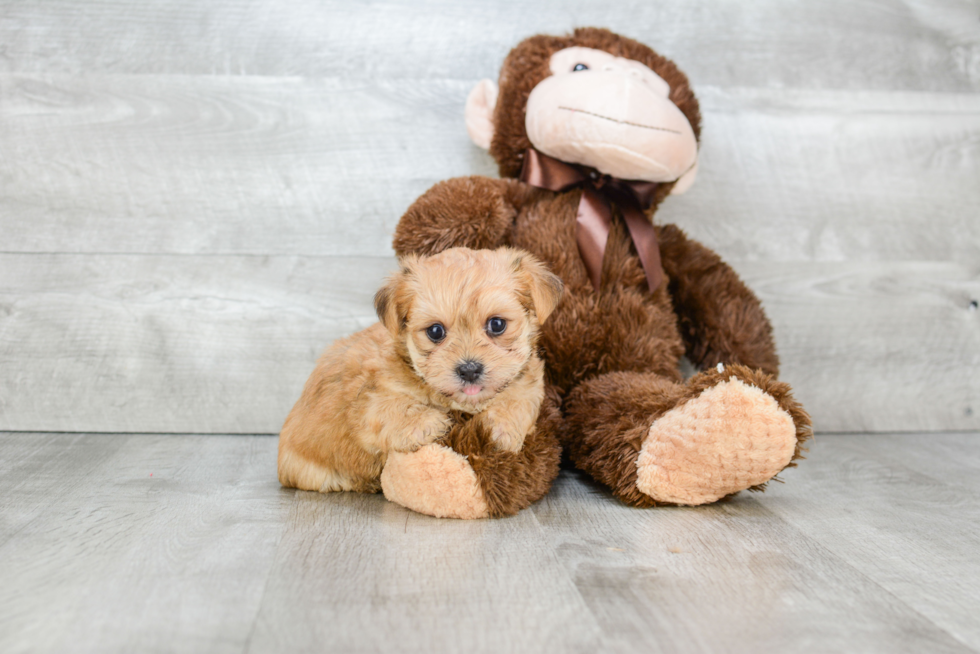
[524,47,698,183]
[376,248,562,410]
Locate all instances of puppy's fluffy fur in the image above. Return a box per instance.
[278,247,564,493]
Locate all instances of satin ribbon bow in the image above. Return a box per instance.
[519,148,663,293]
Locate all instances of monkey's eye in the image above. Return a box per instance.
[572,63,589,72]
[487,317,507,336]
[425,323,446,343]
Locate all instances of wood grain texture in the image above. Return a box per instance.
[0,432,127,544]
[0,432,287,654]
[662,88,980,266]
[0,74,495,257]
[0,254,397,433]
[1,75,977,264]
[740,260,980,433]
[246,492,602,654]
[1,0,978,93]
[762,433,980,650]
[533,471,975,654]
[2,432,979,653]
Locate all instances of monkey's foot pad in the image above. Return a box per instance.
[382,444,489,519]
[636,378,797,505]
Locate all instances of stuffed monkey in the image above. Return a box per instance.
[381,28,811,517]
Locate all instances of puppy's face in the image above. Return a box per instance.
[375,247,563,408]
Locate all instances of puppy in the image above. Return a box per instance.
[278,247,563,494]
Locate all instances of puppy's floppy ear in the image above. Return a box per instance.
[375,256,417,336]
[507,248,564,324]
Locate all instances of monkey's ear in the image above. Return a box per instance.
[669,158,698,195]
[465,79,498,150]
[508,249,564,324]
[375,259,416,337]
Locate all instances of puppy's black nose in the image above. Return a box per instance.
[455,360,484,383]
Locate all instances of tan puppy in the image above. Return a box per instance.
[278,247,563,494]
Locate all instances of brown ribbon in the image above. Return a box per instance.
[519,148,663,293]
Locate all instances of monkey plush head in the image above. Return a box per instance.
[465,28,701,195]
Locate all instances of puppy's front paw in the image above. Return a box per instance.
[482,381,540,453]
[490,423,525,452]
[392,409,450,452]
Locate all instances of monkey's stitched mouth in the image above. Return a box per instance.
[558,106,682,134]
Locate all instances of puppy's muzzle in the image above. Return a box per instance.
[455,360,484,383]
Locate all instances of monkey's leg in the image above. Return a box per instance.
[562,365,811,507]
[381,389,562,519]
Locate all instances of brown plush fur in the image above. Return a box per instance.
[658,225,781,375]
[391,28,811,511]
[562,364,811,507]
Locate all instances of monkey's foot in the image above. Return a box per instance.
[381,444,489,519]
[636,372,797,505]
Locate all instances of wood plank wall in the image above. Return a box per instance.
[1,1,978,434]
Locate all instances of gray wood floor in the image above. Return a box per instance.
[1,432,978,654]
[2,1,979,652]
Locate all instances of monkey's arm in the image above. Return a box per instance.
[657,224,780,376]
[380,386,562,519]
[392,176,532,257]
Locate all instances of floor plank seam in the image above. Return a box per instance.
[528,503,611,648]
[745,497,980,653]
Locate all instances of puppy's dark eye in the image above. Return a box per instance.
[425,323,446,343]
[572,63,589,72]
[487,317,507,336]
